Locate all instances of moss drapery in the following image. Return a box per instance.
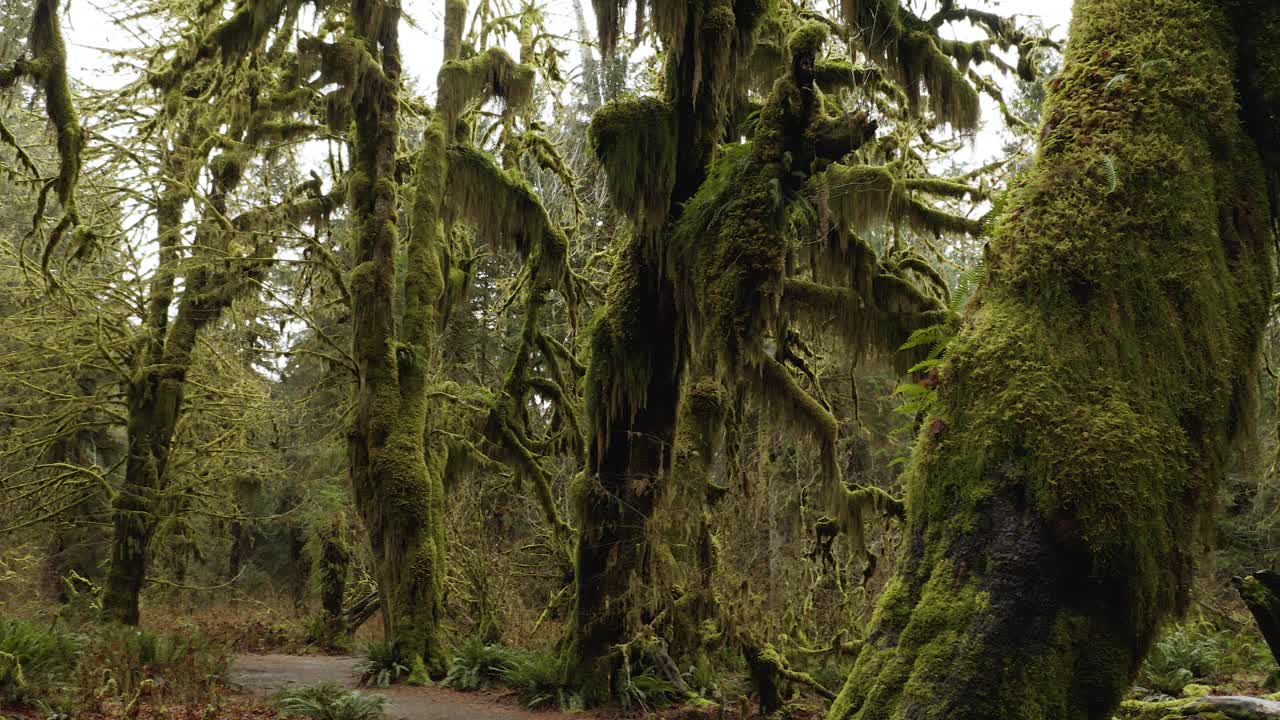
[570,0,771,700]
[0,0,83,277]
[826,1,1276,717]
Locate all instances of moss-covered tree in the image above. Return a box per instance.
[330,0,570,678]
[97,0,331,624]
[569,0,772,700]
[573,0,1017,700]
[826,1,1279,718]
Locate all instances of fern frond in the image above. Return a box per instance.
[1102,155,1120,195]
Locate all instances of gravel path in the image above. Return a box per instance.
[230,654,574,720]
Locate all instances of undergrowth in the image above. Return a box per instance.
[443,636,517,690]
[353,640,408,688]
[0,618,80,705]
[1138,620,1270,696]
[275,681,385,720]
[0,618,232,715]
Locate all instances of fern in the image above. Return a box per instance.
[444,637,517,690]
[276,682,386,720]
[500,649,580,710]
[0,619,80,703]
[888,260,986,457]
[1104,72,1129,94]
[1102,155,1120,194]
[353,640,408,688]
[619,670,680,711]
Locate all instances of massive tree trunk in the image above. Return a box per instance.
[570,240,685,701]
[828,2,1278,718]
[1235,571,1280,670]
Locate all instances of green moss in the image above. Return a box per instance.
[786,21,828,60]
[437,47,535,133]
[589,97,678,233]
[443,143,550,259]
[5,0,84,277]
[828,0,1275,717]
[316,512,351,631]
[840,0,980,129]
[817,164,982,240]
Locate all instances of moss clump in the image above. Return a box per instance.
[588,97,678,234]
[437,47,536,133]
[444,143,550,258]
[2,0,84,277]
[817,164,983,240]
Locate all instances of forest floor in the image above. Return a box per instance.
[231,654,575,719]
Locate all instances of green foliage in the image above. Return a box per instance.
[443,636,517,690]
[275,681,386,720]
[354,640,409,688]
[77,625,230,706]
[500,648,580,710]
[889,261,987,461]
[1138,621,1268,695]
[0,618,79,704]
[619,669,680,711]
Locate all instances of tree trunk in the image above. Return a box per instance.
[318,513,352,638]
[345,0,449,680]
[828,2,1277,719]
[1234,571,1280,669]
[569,0,769,699]
[101,179,189,625]
[569,240,685,701]
[102,374,182,624]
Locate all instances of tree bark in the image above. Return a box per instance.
[568,240,685,701]
[345,0,449,679]
[1234,571,1280,669]
[827,2,1277,718]
[101,160,196,625]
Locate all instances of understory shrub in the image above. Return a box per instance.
[500,647,580,710]
[72,624,230,710]
[443,636,517,690]
[1139,621,1269,695]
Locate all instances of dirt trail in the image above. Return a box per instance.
[230,654,574,720]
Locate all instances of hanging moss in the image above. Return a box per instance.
[588,97,678,234]
[840,0,981,130]
[817,163,983,240]
[1,0,84,277]
[570,0,777,703]
[812,59,884,95]
[443,143,549,259]
[437,47,536,134]
[149,0,292,91]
